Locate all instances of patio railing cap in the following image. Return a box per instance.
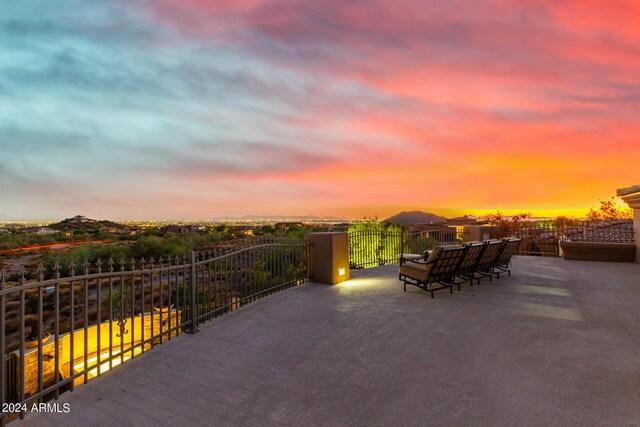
[617,184,640,197]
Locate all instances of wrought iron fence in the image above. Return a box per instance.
[506,221,634,256]
[348,229,401,269]
[348,221,634,262]
[563,221,634,243]
[0,237,309,424]
[2,355,16,407]
[348,226,467,269]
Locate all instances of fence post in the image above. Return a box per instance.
[187,251,199,334]
[400,227,405,255]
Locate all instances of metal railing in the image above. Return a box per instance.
[507,221,634,256]
[0,237,309,424]
[348,226,467,269]
[2,355,16,406]
[562,221,634,243]
[348,221,634,262]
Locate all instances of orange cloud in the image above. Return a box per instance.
[4,0,638,220]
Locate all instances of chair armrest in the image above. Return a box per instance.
[405,258,435,267]
[399,253,422,265]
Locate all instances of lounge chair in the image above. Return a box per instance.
[399,245,467,298]
[489,237,521,278]
[468,239,505,283]
[455,241,488,288]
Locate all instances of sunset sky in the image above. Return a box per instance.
[1,0,639,220]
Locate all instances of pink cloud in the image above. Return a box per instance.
[131,0,640,217]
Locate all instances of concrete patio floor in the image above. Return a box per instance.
[19,257,640,426]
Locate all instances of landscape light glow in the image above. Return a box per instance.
[74,348,142,378]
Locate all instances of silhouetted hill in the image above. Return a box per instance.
[49,215,125,231]
[384,211,448,225]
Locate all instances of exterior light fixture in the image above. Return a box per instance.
[338,268,345,276]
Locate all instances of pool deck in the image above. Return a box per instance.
[18,256,640,426]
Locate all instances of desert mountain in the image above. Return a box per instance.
[384,211,448,225]
[49,215,125,231]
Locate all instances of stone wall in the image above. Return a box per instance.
[463,225,500,241]
[19,340,61,399]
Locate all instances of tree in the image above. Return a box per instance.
[253,225,275,236]
[554,216,580,227]
[586,197,633,221]
[483,211,532,236]
[347,220,402,268]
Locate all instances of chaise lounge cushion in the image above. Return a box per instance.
[426,246,443,262]
[423,244,460,259]
[560,242,635,262]
[401,246,443,281]
[399,262,434,281]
